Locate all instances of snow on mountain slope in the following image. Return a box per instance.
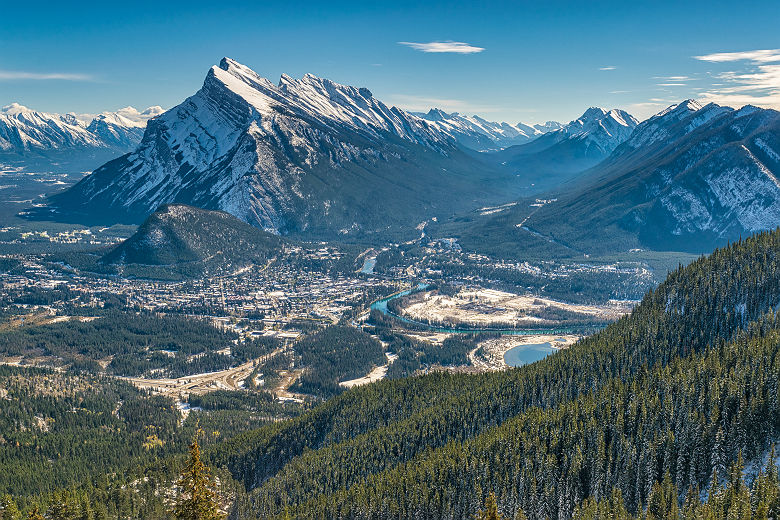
[555,107,639,156]
[0,103,157,154]
[414,108,561,150]
[86,112,146,149]
[623,100,733,149]
[486,106,639,191]
[531,121,565,133]
[0,103,103,151]
[45,57,516,237]
[520,101,780,253]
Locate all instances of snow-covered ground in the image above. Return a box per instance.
[401,287,632,328]
[339,352,398,388]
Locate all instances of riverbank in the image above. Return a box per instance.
[370,284,608,336]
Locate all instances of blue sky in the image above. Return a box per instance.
[1,0,779,123]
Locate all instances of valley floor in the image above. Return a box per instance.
[400,287,633,328]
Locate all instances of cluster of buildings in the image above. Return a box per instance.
[0,254,398,336]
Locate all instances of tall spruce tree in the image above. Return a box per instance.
[0,495,20,520]
[171,440,223,520]
[476,493,504,520]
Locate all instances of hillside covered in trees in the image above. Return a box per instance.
[2,231,780,519]
[211,230,780,519]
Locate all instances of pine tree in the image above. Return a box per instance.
[475,493,504,520]
[46,491,76,520]
[0,495,20,520]
[171,439,224,520]
[26,508,43,520]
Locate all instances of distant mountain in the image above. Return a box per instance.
[99,106,164,125]
[103,204,282,273]
[539,101,780,253]
[46,58,519,238]
[458,100,780,255]
[0,103,158,171]
[492,107,639,191]
[85,113,145,150]
[414,108,561,150]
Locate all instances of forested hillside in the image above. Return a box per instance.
[0,310,258,377]
[212,230,780,519]
[3,232,780,519]
[0,365,304,517]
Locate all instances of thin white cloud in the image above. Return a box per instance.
[694,49,780,108]
[695,49,780,63]
[657,83,687,87]
[398,41,484,54]
[0,70,95,81]
[609,90,630,94]
[654,75,691,81]
[599,66,616,71]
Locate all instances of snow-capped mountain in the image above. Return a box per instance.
[414,109,561,150]
[521,100,780,253]
[0,103,158,171]
[555,107,639,156]
[491,106,639,191]
[621,99,731,151]
[0,103,104,151]
[86,113,146,150]
[45,58,517,237]
[532,120,565,134]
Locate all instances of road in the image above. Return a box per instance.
[273,369,307,402]
[121,347,284,397]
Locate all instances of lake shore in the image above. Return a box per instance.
[470,334,581,371]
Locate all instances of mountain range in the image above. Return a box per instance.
[490,107,639,191]
[414,108,562,150]
[440,100,780,255]
[0,103,161,171]
[19,57,780,256]
[44,58,524,238]
[525,100,780,253]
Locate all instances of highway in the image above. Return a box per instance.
[121,347,283,397]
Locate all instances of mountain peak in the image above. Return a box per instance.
[102,204,283,272]
[50,57,518,235]
[424,108,451,121]
[735,104,762,117]
[679,99,702,111]
[567,106,637,131]
[657,99,703,118]
[579,107,609,120]
[218,56,240,71]
[301,72,325,83]
[1,103,32,116]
